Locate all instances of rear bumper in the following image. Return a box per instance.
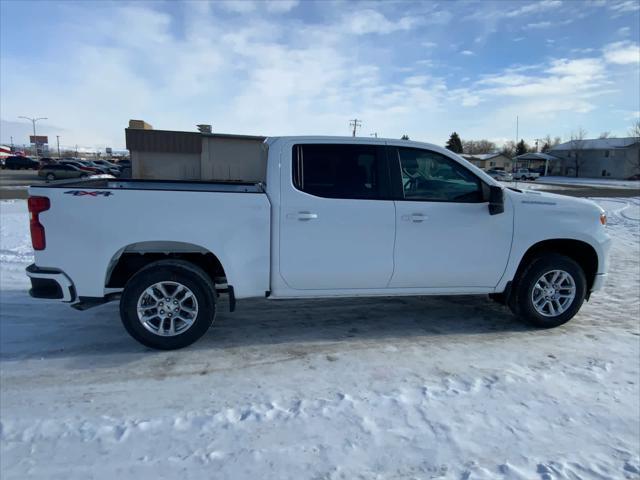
[26,264,76,302]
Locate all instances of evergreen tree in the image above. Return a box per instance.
[445,132,463,153]
[401,134,410,140]
[515,139,528,156]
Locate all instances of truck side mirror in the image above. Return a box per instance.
[489,185,504,215]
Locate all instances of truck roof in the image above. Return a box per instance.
[266,135,444,152]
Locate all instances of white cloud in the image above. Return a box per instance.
[422,41,437,48]
[603,41,640,65]
[342,9,421,35]
[404,76,429,86]
[525,21,553,29]
[609,0,640,12]
[617,26,631,36]
[460,50,474,56]
[505,0,562,18]
[265,0,299,13]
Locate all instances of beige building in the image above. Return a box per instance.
[461,153,513,171]
[125,120,267,182]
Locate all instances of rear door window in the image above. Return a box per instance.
[292,144,388,200]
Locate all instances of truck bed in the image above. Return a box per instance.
[28,178,271,300]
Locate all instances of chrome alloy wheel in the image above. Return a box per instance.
[136,281,199,336]
[531,270,576,317]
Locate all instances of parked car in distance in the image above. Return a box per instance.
[93,159,119,169]
[515,168,540,181]
[39,164,89,182]
[486,169,513,182]
[26,136,611,350]
[60,160,102,175]
[4,155,39,170]
[80,160,119,176]
[39,157,57,166]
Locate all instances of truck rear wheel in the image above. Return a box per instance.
[120,260,216,350]
[510,254,586,328]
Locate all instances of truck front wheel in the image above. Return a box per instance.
[120,260,216,350]
[510,254,586,328]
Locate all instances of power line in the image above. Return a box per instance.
[349,118,362,137]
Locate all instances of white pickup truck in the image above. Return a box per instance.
[26,137,611,349]
[515,168,540,181]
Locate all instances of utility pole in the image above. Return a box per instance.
[18,115,47,160]
[56,136,61,158]
[75,145,78,157]
[349,119,362,137]
[10,136,13,150]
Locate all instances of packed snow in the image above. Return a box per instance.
[1,198,639,479]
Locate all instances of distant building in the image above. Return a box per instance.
[548,137,640,179]
[514,152,558,174]
[461,152,513,171]
[125,120,267,182]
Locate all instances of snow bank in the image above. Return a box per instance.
[1,199,639,479]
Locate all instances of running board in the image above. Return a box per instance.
[72,293,121,311]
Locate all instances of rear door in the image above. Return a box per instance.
[389,146,513,288]
[278,142,396,290]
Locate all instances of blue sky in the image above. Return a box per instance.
[1,0,639,150]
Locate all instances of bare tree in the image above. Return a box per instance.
[599,131,611,139]
[500,140,516,158]
[629,120,640,139]
[462,139,497,154]
[540,134,562,153]
[570,127,588,177]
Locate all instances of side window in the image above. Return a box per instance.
[292,144,385,200]
[398,147,484,203]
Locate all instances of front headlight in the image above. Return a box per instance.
[600,213,607,226]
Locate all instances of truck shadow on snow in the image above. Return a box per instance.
[0,292,534,366]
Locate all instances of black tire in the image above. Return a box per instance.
[46,173,55,181]
[120,260,216,350]
[510,253,586,328]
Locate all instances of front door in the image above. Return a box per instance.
[279,142,396,290]
[388,146,513,289]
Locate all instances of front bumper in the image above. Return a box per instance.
[26,264,76,302]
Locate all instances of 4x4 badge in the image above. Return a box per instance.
[64,190,113,197]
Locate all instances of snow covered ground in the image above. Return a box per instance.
[536,177,640,190]
[1,198,639,479]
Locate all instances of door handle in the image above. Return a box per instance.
[401,213,427,223]
[287,211,318,221]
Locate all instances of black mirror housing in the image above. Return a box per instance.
[489,185,504,215]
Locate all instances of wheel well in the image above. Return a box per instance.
[106,249,226,289]
[515,239,598,290]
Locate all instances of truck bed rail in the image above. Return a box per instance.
[30,178,265,194]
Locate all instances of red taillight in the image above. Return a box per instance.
[28,196,50,250]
